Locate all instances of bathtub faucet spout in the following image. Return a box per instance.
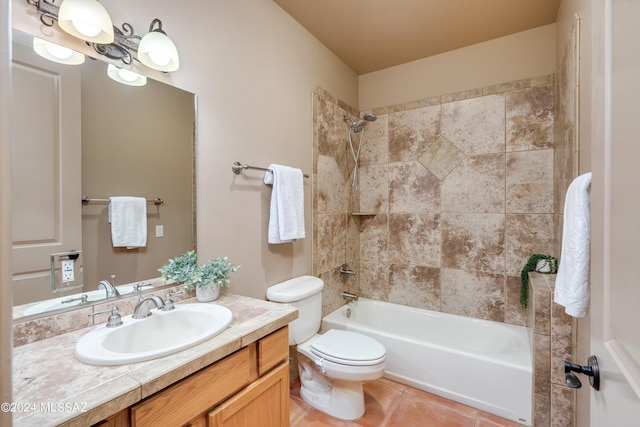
[342,292,359,302]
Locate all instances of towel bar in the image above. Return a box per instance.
[232,162,309,178]
[81,196,164,205]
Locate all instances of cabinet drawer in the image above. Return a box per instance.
[257,326,289,376]
[208,362,290,427]
[131,347,255,427]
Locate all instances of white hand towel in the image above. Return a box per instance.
[263,164,305,244]
[109,196,147,249]
[554,172,592,317]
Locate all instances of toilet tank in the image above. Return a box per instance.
[266,276,324,345]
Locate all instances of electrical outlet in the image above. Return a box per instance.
[156,225,164,238]
[62,260,75,282]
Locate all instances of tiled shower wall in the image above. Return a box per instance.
[313,75,556,325]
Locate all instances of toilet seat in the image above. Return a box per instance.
[310,329,386,366]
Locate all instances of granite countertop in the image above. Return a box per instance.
[12,294,297,427]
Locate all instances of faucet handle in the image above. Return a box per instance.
[162,291,185,311]
[132,282,153,292]
[88,307,123,328]
[62,294,89,305]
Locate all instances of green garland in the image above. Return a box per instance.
[520,254,558,308]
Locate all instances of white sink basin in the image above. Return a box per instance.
[74,303,232,365]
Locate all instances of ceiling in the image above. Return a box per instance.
[273,0,561,75]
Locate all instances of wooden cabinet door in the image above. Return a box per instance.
[208,362,289,427]
[131,347,255,427]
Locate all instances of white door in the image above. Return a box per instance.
[590,0,640,424]
[11,38,82,305]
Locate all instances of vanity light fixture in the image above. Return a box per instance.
[57,0,114,44]
[33,37,85,65]
[26,0,180,72]
[107,64,147,86]
[137,19,180,72]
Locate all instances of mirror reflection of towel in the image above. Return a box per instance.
[554,172,591,317]
[109,196,147,249]
[264,164,305,244]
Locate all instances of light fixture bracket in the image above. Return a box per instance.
[92,23,141,65]
[27,0,59,27]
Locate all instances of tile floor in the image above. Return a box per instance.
[290,377,524,427]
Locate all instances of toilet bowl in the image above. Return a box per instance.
[266,276,386,421]
[295,329,386,420]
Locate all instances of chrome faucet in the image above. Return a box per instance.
[339,263,357,283]
[61,294,89,305]
[97,275,120,298]
[132,296,165,319]
[342,291,359,303]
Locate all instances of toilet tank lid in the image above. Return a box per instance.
[266,276,324,303]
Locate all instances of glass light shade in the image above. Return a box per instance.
[33,37,85,65]
[58,0,114,44]
[137,31,180,72]
[107,64,147,86]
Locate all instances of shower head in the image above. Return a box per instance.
[349,113,377,132]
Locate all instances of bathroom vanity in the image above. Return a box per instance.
[12,294,297,427]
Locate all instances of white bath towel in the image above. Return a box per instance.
[264,164,305,244]
[554,172,592,317]
[109,196,147,249]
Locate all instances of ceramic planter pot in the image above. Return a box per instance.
[195,284,220,302]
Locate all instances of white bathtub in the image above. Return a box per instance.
[321,298,532,426]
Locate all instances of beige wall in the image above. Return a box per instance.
[359,24,556,111]
[1,1,12,423]
[10,0,359,304]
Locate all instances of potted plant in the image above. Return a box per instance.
[159,251,240,302]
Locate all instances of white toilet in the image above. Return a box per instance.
[266,276,386,421]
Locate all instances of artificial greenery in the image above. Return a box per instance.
[520,253,558,308]
[158,250,198,286]
[159,251,240,290]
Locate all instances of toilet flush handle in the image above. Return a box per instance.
[314,358,326,374]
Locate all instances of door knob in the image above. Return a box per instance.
[564,355,600,390]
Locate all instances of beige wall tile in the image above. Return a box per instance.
[442,213,505,273]
[505,214,555,276]
[535,392,552,427]
[359,214,388,263]
[359,259,389,300]
[316,155,349,214]
[359,164,389,213]
[440,268,505,321]
[418,135,466,181]
[550,385,575,427]
[389,105,441,162]
[389,161,440,213]
[442,94,505,155]
[315,214,347,273]
[506,85,554,152]
[389,264,441,311]
[505,275,527,326]
[441,154,506,214]
[359,114,389,166]
[388,214,441,266]
[506,149,554,213]
[535,332,552,394]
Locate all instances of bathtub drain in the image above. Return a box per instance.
[345,308,351,318]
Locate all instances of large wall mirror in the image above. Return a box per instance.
[11,29,196,320]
